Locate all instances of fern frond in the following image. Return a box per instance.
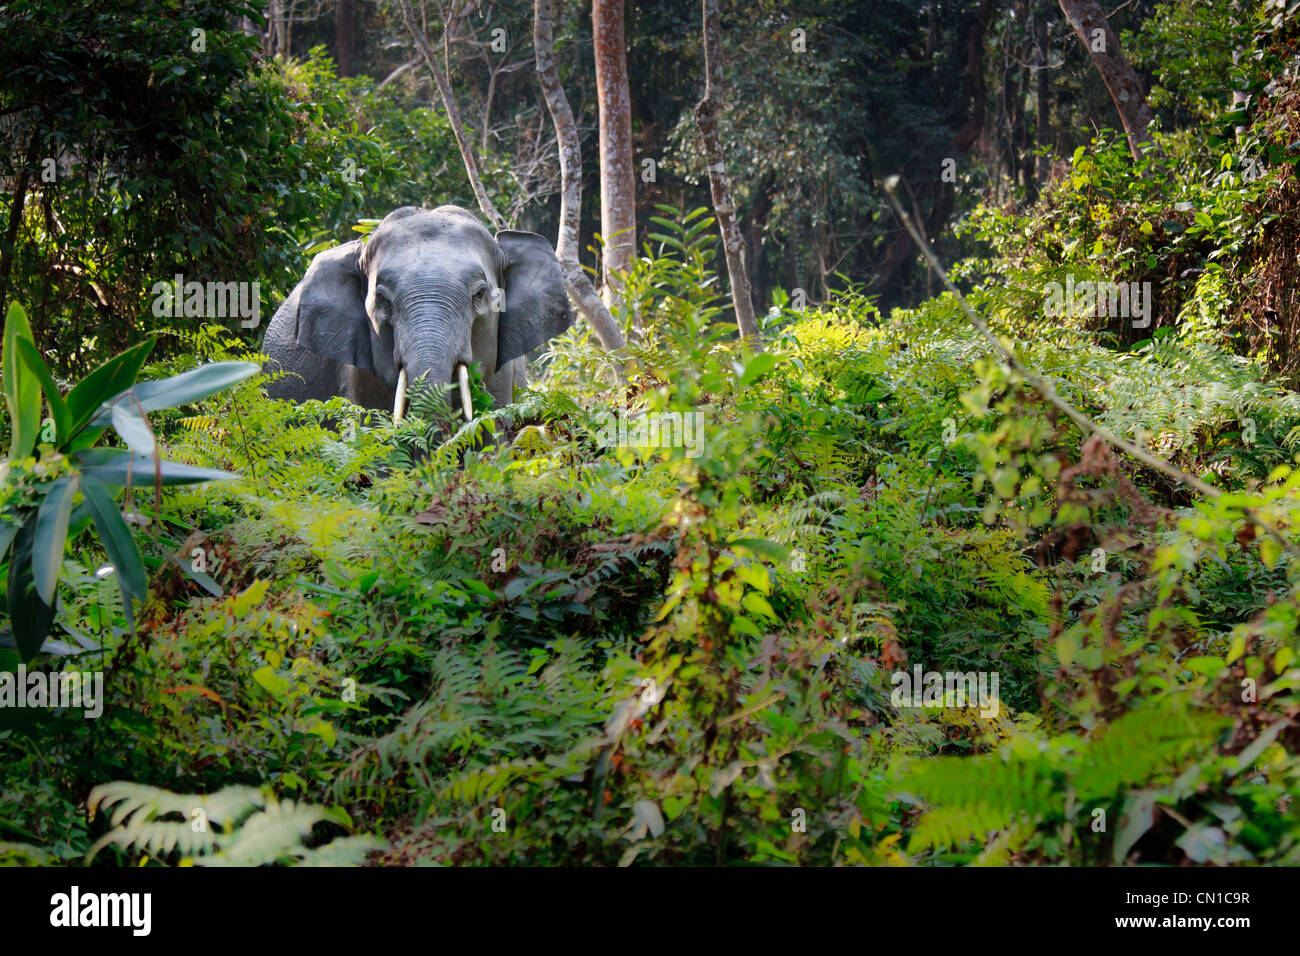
[85,783,380,866]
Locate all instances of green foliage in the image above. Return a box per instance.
[6,5,1300,870]
[1,303,252,660]
[86,781,382,865]
[0,2,475,373]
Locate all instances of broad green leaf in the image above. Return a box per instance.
[0,517,18,561]
[33,476,77,604]
[71,448,239,487]
[1183,655,1226,676]
[736,352,778,390]
[64,337,155,435]
[92,361,260,425]
[727,537,790,563]
[6,514,56,661]
[252,666,290,699]
[14,337,71,443]
[741,591,777,620]
[110,405,156,457]
[3,303,42,461]
[80,477,147,604]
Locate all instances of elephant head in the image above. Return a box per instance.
[283,205,573,419]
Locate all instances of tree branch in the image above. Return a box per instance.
[397,0,507,230]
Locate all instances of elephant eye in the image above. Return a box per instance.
[472,286,488,307]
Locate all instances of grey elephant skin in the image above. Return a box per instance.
[262,205,574,415]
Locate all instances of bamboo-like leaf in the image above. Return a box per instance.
[0,518,18,562]
[3,303,42,461]
[80,476,148,604]
[32,476,77,604]
[93,361,260,425]
[64,337,155,436]
[5,513,56,661]
[72,448,239,487]
[14,337,71,443]
[110,405,155,457]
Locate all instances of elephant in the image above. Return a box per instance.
[262,205,574,421]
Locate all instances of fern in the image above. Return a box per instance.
[86,782,382,866]
[901,704,1227,854]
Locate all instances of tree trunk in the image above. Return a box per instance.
[593,0,636,310]
[951,0,993,153]
[694,0,762,351]
[398,0,507,231]
[336,0,356,77]
[1035,11,1050,184]
[0,135,39,318]
[1058,0,1156,160]
[533,0,626,352]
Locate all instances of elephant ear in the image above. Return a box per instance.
[495,231,575,371]
[291,239,375,374]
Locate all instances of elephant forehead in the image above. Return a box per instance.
[377,248,492,287]
[370,206,490,248]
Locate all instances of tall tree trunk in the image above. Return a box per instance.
[951,0,993,152]
[0,135,39,319]
[593,0,636,310]
[533,0,626,352]
[694,0,762,351]
[1058,0,1156,160]
[336,0,356,77]
[1035,10,1050,184]
[398,0,507,231]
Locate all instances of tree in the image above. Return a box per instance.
[593,0,636,310]
[1059,0,1157,160]
[694,0,761,350]
[336,0,357,76]
[533,0,626,352]
[398,0,508,230]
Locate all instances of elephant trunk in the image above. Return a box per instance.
[391,363,472,424]
[392,310,474,423]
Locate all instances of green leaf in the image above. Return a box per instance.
[6,514,56,661]
[0,518,18,561]
[92,361,260,425]
[80,477,148,604]
[1112,789,1159,864]
[65,338,155,438]
[32,476,77,605]
[727,537,790,563]
[171,555,223,597]
[1260,536,1281,570]
[1227,718,1288,777]
[3,303,42,461]
[252,666,290,699]
[741,591,778,620]
[109,406,155,457]
[71,448,239,487]
[1183,655,1226,676]
[736,352,778,390]
[14,338,71,444]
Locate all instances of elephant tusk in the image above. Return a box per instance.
[457,363,473,422]
[393,367,408,423]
